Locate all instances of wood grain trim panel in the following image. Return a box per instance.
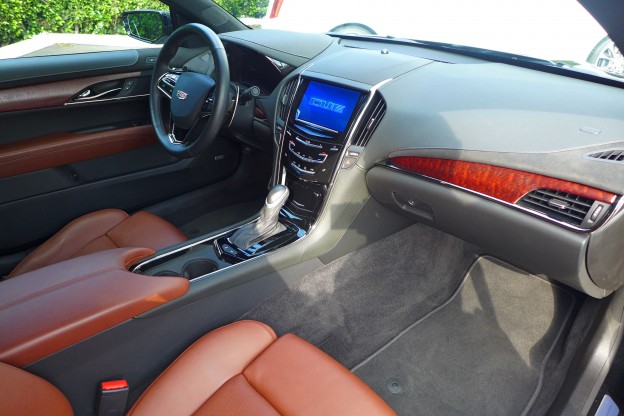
[0,125,157,179]
[0,72,141,112]
[0,248,190,367]
[390,157,617,204]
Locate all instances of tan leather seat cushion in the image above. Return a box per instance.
[129,320,396,416]
[9,209,187,278]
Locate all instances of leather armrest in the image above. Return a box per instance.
[0,247,189,367]
[0,125,157,179]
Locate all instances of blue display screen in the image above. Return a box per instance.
[295,81,361,134]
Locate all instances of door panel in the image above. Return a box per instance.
[0,49,241,269]
[0,96,152,144]
[0,50,156,88]
[0,125,156,178]
[0,72,142,113]
[0,137,239,253]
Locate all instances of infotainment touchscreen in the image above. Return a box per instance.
[295,81,361,134]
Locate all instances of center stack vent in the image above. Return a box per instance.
[351,94,387,147]
[517,188,610,229]
[278,78,299,123]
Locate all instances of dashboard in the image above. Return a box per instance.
[226,43,287,95]
[212,29,624,298]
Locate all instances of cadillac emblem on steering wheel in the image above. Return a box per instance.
[177,90,189,100]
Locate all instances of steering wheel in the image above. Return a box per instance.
[150,23,231,158]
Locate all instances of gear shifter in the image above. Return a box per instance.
[229,185,290,250]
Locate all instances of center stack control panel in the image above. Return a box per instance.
[281,78,366,183]
[283,127,344,184]
[279,76,367,217]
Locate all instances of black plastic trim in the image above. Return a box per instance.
[0,49,161,89]
[547,289,624,415]
[366,166,608,298]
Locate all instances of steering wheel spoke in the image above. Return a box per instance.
[167,114,183,144]
[157,72,180,99]
[167,114,208,146]
[199,90,216,118]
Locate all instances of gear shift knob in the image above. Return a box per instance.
[229,185,289,250]
[262,185,289,217]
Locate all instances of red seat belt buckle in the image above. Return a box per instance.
[98,379,129,416]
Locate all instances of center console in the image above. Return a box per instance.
[134,73,379,280]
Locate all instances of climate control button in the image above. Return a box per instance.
[289,141,326,164]
[295,136,323,149]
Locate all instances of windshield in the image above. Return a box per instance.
[242,0,623,79]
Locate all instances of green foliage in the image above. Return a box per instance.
[0,0,163,46]
[0,0,270,47]
[126,11,165,42]
[213,0,269,18]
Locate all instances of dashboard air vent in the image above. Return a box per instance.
[278,78,298,122]
[351,94,386,147]
[517,189,599,227]
[586,149,624,162]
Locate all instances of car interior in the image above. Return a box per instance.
[1,0,624,415]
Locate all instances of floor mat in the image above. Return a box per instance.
[352,256,576,416]
[244,224,481,368]
[179,199,263,238]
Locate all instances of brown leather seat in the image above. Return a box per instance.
[129,320,396,415]
[0,320,396,415]
[8,209,187,278]
[0,361,73,416]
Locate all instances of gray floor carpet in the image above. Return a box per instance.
[244,224,482,368]
[179,199,263,238]
[353,256,577,416]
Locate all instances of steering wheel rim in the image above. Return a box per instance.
[150,23,230,158]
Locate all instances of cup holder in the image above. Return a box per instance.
[181,259,218,279]
[153,270,183,277]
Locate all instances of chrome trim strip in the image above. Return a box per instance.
[381,162,620,233]
[294,118,339,134]
[132,211,312,284]
[157,87,172,99]
[272,70,307,187]
[265,56,291,73]
[227,85,240,128]
[74,87,122,101]
[323,78,392,191]
[64,93,149,106]
[132,219,257,272]
[600,192,624,228]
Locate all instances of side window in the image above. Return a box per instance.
[0,0,166,60]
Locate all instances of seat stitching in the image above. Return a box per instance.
[241,372,284,416]
[0,267,119,312]
[127,321,276,415]
[238,319,277,340]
